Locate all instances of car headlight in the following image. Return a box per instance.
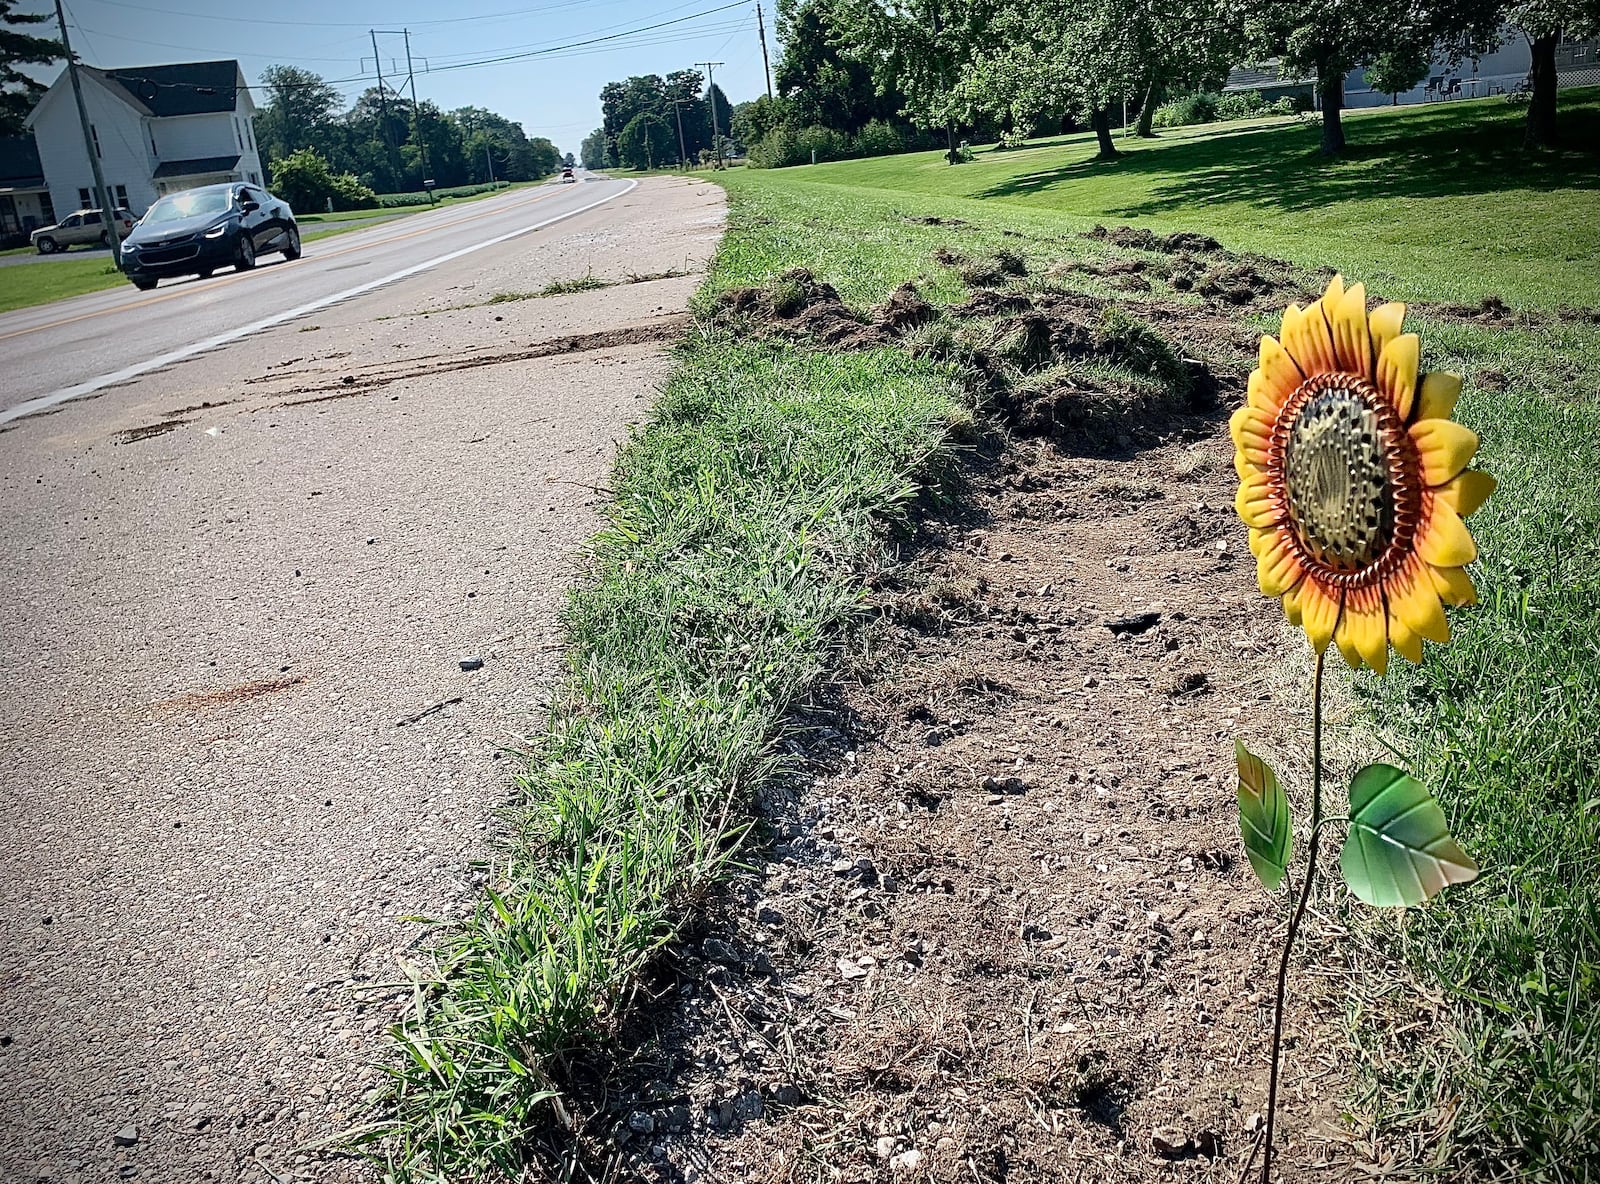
[203,222,230,239]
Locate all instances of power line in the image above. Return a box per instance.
[79,0,654,30]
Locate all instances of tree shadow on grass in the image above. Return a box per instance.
[975,96,1600,218]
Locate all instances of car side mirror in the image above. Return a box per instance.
[240,201,259,213]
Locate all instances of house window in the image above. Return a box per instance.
[150,128,158,157]
[40,193,55,223]
[113,185,129,211]
[248,171,259,184]
[77,187,91,209]
[247,122,255,151]
[235,117,244,150]
[91,125,101,158]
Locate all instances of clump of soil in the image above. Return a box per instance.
[932,246,966,267]
[950,289,1035,319]
[716,267,893,350]
[904,214,969,227]
[876,282,941,334]
[960,251,1029,287]
[1170,258,1308,306]
[1086,225,1223,254]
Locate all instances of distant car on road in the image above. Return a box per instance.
[31,207,136,254]
[561,167,576,183]
[118,183,301,291]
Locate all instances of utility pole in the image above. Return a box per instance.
[696,61,725,168]
[485,144,495,188]
[671,98,692,168]
[402,30,433,202]
[53,0,121,268]
[756,4,773,100]
[369,32,401,185]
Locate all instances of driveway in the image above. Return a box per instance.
[0,175,726,1183]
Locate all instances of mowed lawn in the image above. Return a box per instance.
[790,89,1600,311]
[720,90,1599,1176]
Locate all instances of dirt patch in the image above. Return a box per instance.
[949,289,1035,319]
[555,422,1350,1183]
[116,418,193,444]
[876,283,941,334]
[156,672,305,712]
[1085,225,1222,255]
[933,247,966,268]
[1169,258,1313,307]
[716,269,896,350]
[959,251,1029,287]
[904,215,969,228]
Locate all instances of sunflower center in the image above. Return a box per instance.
[1283,382,1393,572]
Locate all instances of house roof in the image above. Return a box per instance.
[98,61,242,117]
[0,136,45,188]
[152,154,241,179]
[1223,62,1314,92]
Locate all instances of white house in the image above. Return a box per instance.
[25,59,264,219]
[0,135,51,240]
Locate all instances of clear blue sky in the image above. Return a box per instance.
[22,0,776,154]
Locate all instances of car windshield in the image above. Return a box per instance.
[143,190,231,223]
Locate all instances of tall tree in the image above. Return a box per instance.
[1242,0,1419,154]
[255,65,342,165]
[1506,0,1599,145]
[1,0,61,137]
[838,0,995,162]
[776,0,902,132]
[580,126,612,168]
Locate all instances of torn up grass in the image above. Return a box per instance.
[374,332,967,1176]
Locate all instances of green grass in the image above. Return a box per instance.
[376,93,1599,1177]
[1347,317,1600,1177]
[375,269,968,1176]
[775,90,1600,310]
[0,255,123,312]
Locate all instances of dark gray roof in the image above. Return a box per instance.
[152,155,241,179]
[0,136,44,187]
[1224,62,1313,91]
[101,61,241,117]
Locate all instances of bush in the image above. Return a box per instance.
[372,182,506,208]
[748,123,850,168]
[996,127,1031,150]
[269,147,378,212]
[1152,92,1219,128]
[1214,90,1268,121]
[853,119,906,158]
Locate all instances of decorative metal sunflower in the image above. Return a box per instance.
[1226,276,1491,1183]
[1230,274,1496,674]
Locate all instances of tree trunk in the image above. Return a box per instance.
[946,123,960,164]
[1318,63,1345,156]
[1137,81,1161,137]
[1526,31,1559,148]
[1091,107,1118,158]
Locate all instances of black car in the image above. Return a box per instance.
[119,183,300,290]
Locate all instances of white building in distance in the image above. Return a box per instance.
[25,59,264,219]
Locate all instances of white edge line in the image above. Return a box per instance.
[1,178,640,428]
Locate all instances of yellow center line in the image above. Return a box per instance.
[0,186,566,345]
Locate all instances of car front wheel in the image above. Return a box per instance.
[36,236,57,254]
[131,276,157,291]
[282,225,302,260]
[234,234,256,271]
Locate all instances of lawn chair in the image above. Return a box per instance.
[1424,76,1443,100]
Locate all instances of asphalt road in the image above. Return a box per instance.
[0,175,633,423]
[0,175,725,1183]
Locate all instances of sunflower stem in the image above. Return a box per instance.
[1261,649,1325,1184]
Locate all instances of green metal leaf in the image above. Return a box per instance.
[1236,740,1291,891]
[1340,763,1479,907]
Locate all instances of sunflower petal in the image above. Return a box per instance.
[1246,368,1287,414]
[1299,581,1342,654]
[1411,419,1480,486]
[1256,527,1306,596]
[1234,450,1257,480]
[1281,303,1336,378]
[1386,610,1424,663]
[1230,405,1275,469]
[1282,582,1306,626]
[1376,333,1420,420]
[1236,469,1284,528]
[1388,559,1450,644]
[1336,589,1388,674]
[1415,371,1461,423]
[1368,301,1407,364]
[1329,281,1371,377]
[1436,469,1496,517]
[1323,274,1346,307]
[1258,335,1304,403]
[1248,526,1269,557]
[1429,565,1479,607]
[1416,498,1478,567]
